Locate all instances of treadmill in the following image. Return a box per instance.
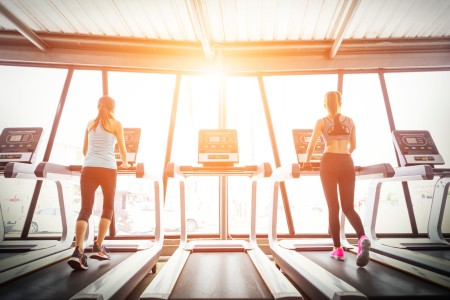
[363,129,450,276]
[0,127,50,249]
[268,129,450,300]
[140,129,302,299]
[0,127,73,271]
[0,128,164,300]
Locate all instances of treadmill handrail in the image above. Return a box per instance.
[165,162,272,180]
[35,162,146,178]
[393,164,434,180]
[355,163,395,179]
[271,162,395,183]
[3,162,38,179]
[271,163,301,182]
[35,161,74,179]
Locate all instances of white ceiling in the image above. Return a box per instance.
[0,0,449,73]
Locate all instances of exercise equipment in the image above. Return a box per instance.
[267,129,450,299]
[363,129,450,276]
[0,128,163,300]
[140,129,302,299]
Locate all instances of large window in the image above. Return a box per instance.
[0,66,67,237]
[386,71,450,235]
[109,71,175,235]
[265,74,338,234]
[42,70,102,237]
[226,76,274,234]
[342,74,402,235]
[168,75,221,235]
[2,65,448,240]
[52,70,176,236]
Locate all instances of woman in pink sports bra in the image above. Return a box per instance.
[305,90,371,267]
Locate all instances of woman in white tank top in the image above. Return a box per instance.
[67,96,129,270]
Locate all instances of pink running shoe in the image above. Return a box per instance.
[330,247,345,261]
[356,235,371,267]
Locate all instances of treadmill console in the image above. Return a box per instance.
[292,129,324,167]
[198,129,239,166]
[0,127,43,170]
[392,130,444,167]
[114,128,141,166]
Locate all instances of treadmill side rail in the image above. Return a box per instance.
[247,246,303,299]
[270,244,367,300]
[70,247,162,300]
[140,248,191,300]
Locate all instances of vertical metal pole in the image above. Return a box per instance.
[102,69,108,96]
[217,52,228,240]
[163,74,182,199]
[338,70,344,93]
[378,69,418,236]
[22,69,74,238]
[257,74,295,235]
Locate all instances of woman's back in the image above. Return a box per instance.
[83,124,117,169]
[320,114,355,154]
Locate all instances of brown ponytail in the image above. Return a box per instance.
[89,96,116,133]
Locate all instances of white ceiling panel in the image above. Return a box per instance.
[0,0,449,70]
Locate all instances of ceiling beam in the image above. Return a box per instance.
[185,0,214,59]
[329,0,361,59]
[0,2,48,51]
[1,43,449,73]
[1,31,449,56]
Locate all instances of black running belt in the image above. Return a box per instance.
[399,242,450,250]
[0,252,133,299]
[300,251,450,299]
[414,249,450,261]
[171,252,273,299]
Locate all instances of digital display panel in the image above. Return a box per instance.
[208,136,221,143]
[0,127,43,164]
[392,130,445,166]
[198,129,239,164]
[9,135,22,142]
[406,137,418,144]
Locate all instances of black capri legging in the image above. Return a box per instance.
[77,167,117,222]
[320,152,365,247]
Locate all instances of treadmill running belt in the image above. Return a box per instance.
[300,251,450,299]
[416,249,450,260]
[171,252,273,299]
[0,252,133,299]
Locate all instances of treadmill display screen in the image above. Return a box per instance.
[208,136,221,143]
[113,128,141,165]
[0,128,43,151]
[9,135,22,142]
[198,129,239,165]
[0,127,44,164]
[292,129,324,164]
[392,130,444,166]
[405,137,418,144]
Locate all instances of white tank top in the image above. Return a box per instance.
[83,125,117,169]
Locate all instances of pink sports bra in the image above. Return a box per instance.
[321,116,353,143]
